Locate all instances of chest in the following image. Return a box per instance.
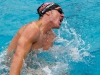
[31,33,54,50]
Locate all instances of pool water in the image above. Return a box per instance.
[0,0,100,75]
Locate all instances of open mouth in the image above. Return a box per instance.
[60,18,63,23]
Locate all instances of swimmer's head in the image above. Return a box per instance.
[37,2,63,18]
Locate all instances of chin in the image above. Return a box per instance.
[54,26,60,29]
[56,25,61,28]
[53,23,60,29]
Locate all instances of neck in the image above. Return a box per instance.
[36,18,52,34]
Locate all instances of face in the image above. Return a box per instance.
[50,7,64,29]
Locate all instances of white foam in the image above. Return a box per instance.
[69,47,82,61]
[42,66,52,75]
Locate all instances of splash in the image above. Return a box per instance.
[21,19,91,75]
[0,19,91,75]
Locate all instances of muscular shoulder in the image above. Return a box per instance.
[19,22,40,43]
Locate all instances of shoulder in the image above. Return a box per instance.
[19,22,40,42]
[25,22,40,32]
[19,22,40,34]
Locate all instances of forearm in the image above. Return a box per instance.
[9,53,24,75]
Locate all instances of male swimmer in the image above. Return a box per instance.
[7,2,64,75]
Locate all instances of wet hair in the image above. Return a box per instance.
[37,2,60,17]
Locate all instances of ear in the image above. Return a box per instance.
[45,11,52,16]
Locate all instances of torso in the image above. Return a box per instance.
[18,22,56,51]
[31,30,56,50]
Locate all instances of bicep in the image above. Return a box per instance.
[7,26,25,54]
[15,26,39,57]
[15,36,32,58]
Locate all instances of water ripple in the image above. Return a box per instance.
[0,0,6,3]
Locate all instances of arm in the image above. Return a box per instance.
[9,36,32,75]
[9,25,39,75]
[7,33,20,54]
[7,26,26,54]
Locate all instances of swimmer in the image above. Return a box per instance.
[7,2,64,75]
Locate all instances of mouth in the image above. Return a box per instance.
[59,18,63,23]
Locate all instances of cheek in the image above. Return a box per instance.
[50,12,60,26]
[54,13,59,18]
[53,14,59,23]
[54,17,60,25]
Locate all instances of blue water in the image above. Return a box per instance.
[0,0,100,75]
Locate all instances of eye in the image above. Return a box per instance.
[58,9,63,14]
